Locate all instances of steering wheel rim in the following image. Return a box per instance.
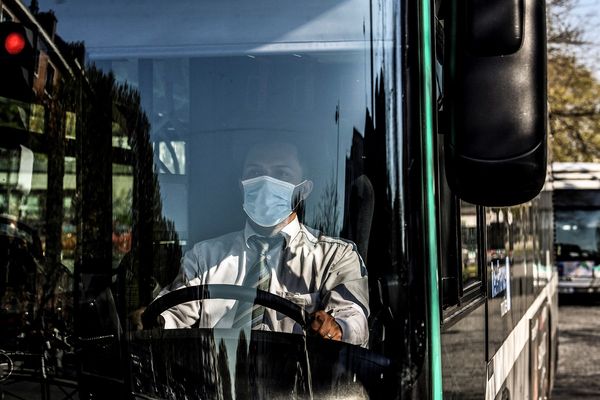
[142,284,311,329]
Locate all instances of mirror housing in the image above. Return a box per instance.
[444,0,547,206]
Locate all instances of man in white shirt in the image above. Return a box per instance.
[155,141,369,347]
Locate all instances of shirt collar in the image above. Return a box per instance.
[243,215,301,248]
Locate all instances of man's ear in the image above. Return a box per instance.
[300,180,314,200]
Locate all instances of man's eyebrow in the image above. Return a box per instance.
[244,162,296,169]
[243,162,263,169]
[272,164,295,170]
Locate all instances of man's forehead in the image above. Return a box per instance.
[244,142,302,168]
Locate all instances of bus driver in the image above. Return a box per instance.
[153,141,369,347]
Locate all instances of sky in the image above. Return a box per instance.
[566,0,600,79]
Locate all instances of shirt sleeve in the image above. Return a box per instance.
[319,242,370,347]
[154,247,205,329]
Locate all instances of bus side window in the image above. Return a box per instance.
[459,201,483,295]
[440,195,485,313]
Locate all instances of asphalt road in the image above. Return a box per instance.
[552,295,600,399]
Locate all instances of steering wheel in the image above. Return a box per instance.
[141,284,311,329]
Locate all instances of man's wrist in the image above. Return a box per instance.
[334,317,348,342]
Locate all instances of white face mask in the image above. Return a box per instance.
[241,176,304,227]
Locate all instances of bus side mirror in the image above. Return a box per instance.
[444,0,547,206]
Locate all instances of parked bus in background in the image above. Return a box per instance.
[0,1,556,399]
[553,162,600,294]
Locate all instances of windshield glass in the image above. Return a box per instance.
[0,1,410,398]
[555,209,600,261]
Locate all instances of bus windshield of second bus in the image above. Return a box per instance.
[554,162,600,293]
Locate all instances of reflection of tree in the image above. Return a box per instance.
[308,172,340,236]
[359,68,426,395]
[234,330,250,399]
[41,41,81,320]
[217,339,233,400]
[155,331,224,399]
[342,129,375,262]
[66,62,183,393]
[112,187,133,226]
[129,331,238,400]
[98,66,183,311]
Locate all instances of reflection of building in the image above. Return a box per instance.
[0,0,82,265]
[0,0,79,101]
[0,0,80,379]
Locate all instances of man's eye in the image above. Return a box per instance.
[245,170,262,178]
[275,171,293,180]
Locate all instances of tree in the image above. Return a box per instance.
[547,0,600,161]
[548,53,600,161]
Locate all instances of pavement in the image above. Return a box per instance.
[552,294,600,399]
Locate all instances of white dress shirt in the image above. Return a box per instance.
[157,217,369,347]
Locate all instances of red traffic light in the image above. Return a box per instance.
[4,32,26,55]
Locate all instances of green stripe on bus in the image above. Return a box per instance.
[419,0,443,399]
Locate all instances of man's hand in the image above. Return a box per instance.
[310,310,342,341]
[129,307,146,331]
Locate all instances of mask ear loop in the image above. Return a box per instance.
[291,180,308,211]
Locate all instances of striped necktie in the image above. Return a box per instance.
[232,235,282,328]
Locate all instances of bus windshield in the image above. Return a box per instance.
[555,209,600,261]
[1,1,411,398]
[553,164,600,284]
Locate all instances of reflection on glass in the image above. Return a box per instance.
[64,111,77,140]
[555,210,600,260]
[156,141,186,175]
[0,5,81,391]
[62,156,77,270]
[486,208,514,317]
[460,201,479,288]
[28,104,45,134]
[555,209,600,280]
[112,163,133,268]
[0,96,42,132]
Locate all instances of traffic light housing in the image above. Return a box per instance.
[0,21,37,101]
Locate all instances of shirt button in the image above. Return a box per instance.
[266,255,271,260]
